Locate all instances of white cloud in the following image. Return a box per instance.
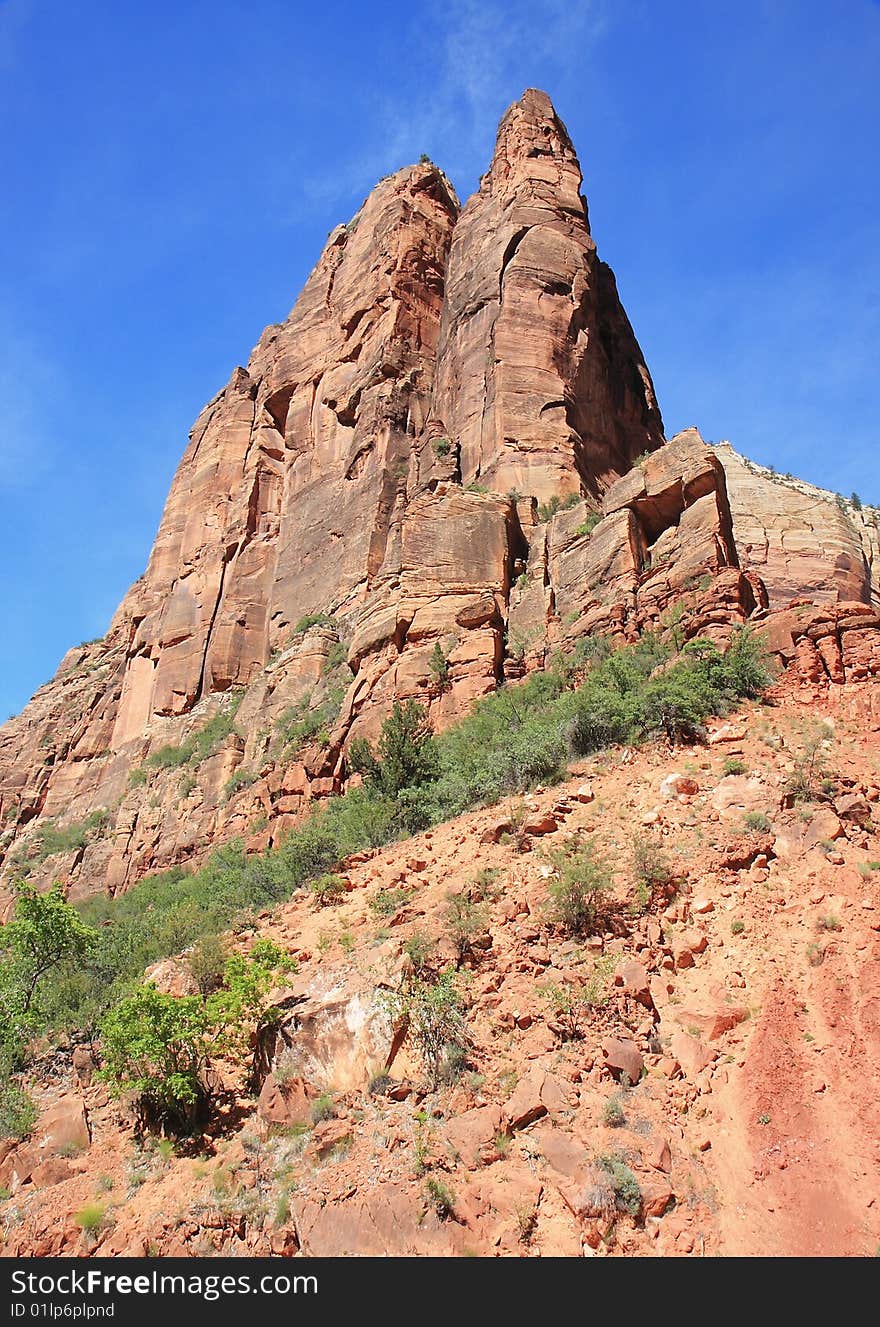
[297,0,610,215]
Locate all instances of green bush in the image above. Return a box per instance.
[631,835,675,913]
[0,1071,37,1141]
[310,1093,335,1124]
[536,492,581,522]
[100,985,211,1132]
[186,934,228,996]
[371,888,410,918]
[310,874,347,907]
[146,695,243,770]
[547,841,611,936]
[224,769,257,802]
[100,942,293,1132]
[597,1152,642,1216]
[722,757,746,776]
[382,969,467,1087]
[74,1202,107,1235]
[574,511,602,538]
[443,892,488,966]
[425,1176,455,1219]
[292,613,337,636]
[602,1097,625,1128]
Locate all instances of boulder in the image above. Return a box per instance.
[602,1036,644,1084]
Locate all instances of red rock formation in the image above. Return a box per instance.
[713,443,879,609]
[427,89,663,503]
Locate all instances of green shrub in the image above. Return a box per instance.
[597,1152,642,1216]
[0,1072,37,1141]
[129,768,148,788]
[403,931,434,973]
[292,613,337,636]
[371,888,409,918]
[186,934,228,996]
[425,1176,455,1220]
[443,892,488,966]
[310,1093,335,1124]
[574,511,602,538]
[100,942,293,1133]
[785,719,834,802]
[631,835,675,912]
[723,757,746,776]
[547,841,611,936]
[26,810,109,861]
[431,437,452,457]
[542,963,612,1040]
[146,695,243,771]
[537,492,581,522]
[382,969,467,1087]
[602,1097,625,1128]
[99,986,211,1132]
[743,811,771,833]
[74,1202,107,1235]
[310,874,347,908]
[224,769,257,802]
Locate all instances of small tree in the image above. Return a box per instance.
[206,939,296,1087]
[428,642,451,693]
[349,701,438,797]
[0,883,98,1059]
[99,985,211,1134]
[101,941,296,1131]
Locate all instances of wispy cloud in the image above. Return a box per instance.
[297,0,610,214]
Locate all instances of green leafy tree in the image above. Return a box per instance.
[99,985,211,1133]
[350,701,438,797]
[0,883,98,1059]
[100,940,296,1132]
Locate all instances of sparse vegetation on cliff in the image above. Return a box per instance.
[144,693,244,772]
[0,628,771,1127]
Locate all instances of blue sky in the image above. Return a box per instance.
[1,0,878,719]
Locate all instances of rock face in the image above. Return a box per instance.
[1,89,878,902]
[428,88,664,503]
[507,427,765,665]
[713,443,880,609]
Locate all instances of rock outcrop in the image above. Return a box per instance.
[713,443,879,609]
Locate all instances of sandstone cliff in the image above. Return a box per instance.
[713,442,880,609]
